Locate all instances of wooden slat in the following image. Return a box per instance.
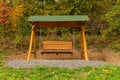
[42,41,72,45]
[41,49,73,52]
[41,41,73,53]
[42,45,72,49]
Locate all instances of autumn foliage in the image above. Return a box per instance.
[0,1,11,25]
[0,0,120,53]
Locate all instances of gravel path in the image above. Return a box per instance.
[6,59,107,68]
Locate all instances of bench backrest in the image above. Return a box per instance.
[42,41,73,50]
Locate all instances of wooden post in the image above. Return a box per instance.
[80,22,89,61]
[33,29,37,59]
[27,25,35,61]
[80,30,84,59]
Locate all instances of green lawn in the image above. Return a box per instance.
[0,53,120,80]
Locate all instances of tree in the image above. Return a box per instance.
[101,3,120,38]
[0,0,11,25]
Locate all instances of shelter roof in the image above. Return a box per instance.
[28,15,89,22]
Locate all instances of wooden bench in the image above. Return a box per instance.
[40,41,73,54]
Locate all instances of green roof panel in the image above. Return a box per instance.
[28,15,89,22]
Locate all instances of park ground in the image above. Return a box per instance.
[0,48,120,80]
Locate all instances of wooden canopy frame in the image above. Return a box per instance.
[27,15,89,61]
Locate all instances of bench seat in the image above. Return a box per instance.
[40,41,73,54]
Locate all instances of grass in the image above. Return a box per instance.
[0,53,120,80]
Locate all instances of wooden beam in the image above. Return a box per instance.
[27,25,35,61]
[33,29,37,59]
[35,21,82,28]
[81,22,89,61]
[80,30,84,59]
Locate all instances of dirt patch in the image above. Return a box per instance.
[7,49,120,66]
[88,49,120,65]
